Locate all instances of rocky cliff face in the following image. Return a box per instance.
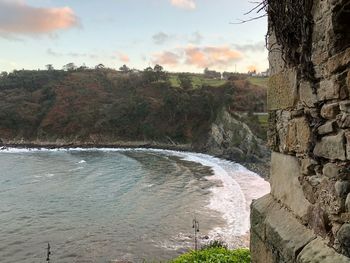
[193,109,270,175]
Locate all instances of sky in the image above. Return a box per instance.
[0,0,268,73]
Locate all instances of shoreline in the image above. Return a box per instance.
[0,141,270,179]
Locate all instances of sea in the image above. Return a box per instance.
[0,148,270,262]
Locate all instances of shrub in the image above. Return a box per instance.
[171,248,250,263]
[200,240,228,250]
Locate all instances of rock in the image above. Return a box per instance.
[270,152,311,221]
[318,121,335,135]
[285,117,312,154]
[307,205,330,237]
[297,237,350,263]
[337,113,350,128]
[346,131,350,160]
[337,224,350,257]
[335,181,350,197]
[327,47,350,74]
[268,68,298,110]
[313,131,346,160]
[299,81,317,107]
[317,78,340,101]
[346,194,350,212]
[301,158,318,175]
[323,162,342,178]
[320,102,340,119]
[340,100,350,113]
[201,109,268,163]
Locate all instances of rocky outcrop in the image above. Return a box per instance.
[195,108,269,163]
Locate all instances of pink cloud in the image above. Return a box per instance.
[0,0,79,36]
[170,0,196,10]
[184,46,242,68]
[118,53,130,63]
[152,51,180,66]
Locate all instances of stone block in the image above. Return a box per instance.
[300,81,317,107]
[265,202,315,261]
[335,181,350,197]
[338,113,350,128]
[268,32,285,75]
[340,100,350,113]
[268,69,297,110]
[301,158,318,175]
[346,131,350,160]
[297,237,350,263]
[250,231,274,263]
[327,47,350,74]
[317,78,340,101]
[285,117,312,153]
[270,152,311,220]
[323,162,342,178]
[313,131,346,160]
[320,102,340,119]
[318,121,335,135]
[337,224,350,257]
[346,194,350,212]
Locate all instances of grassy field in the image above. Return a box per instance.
[169,74,227,88]
[247,76,269,88]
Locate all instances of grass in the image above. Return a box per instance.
[247,76,269,88]
[170,248,250,263]
[169,75,227,88]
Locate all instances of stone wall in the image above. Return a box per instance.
[250,0,350,262]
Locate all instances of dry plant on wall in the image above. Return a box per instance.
[236,0,314,80]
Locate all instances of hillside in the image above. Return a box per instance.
[0,68,267,162]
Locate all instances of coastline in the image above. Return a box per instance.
[0,140,270,179]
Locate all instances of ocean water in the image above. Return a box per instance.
[0,148,270,262]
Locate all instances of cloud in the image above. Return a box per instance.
[152,51,181,66]
[233,41,266,52]
[151,45,242,69]
[0,0,79,37]
[152,32,171,45]
[170,0,196,10]
[118,53,130,63]
[47,48,97,59]
[184,46,242,68]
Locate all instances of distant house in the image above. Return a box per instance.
[204,68,221,79]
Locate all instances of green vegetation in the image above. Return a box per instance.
[171,248,250,263]
[169,74,226,88]
[0,66,267,143]
[247,76,269,88]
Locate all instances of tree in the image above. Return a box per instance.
[153,64,168,81]
[178,73,193,90]
[0,71,8,78]
[45,64,54,71]
[119,64,130,73]
[95,63,105,69]
[63,63,76,71]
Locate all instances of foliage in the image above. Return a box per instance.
[200,240,228,250]
[0,67,267,143]
[171,248,250,263]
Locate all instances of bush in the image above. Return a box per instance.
[201,240,228,250]
[171,248,250,263]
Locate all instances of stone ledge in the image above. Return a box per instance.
[251,194,315,262]
[251,194,350,262]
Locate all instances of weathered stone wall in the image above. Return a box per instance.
[251,0,350,262]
